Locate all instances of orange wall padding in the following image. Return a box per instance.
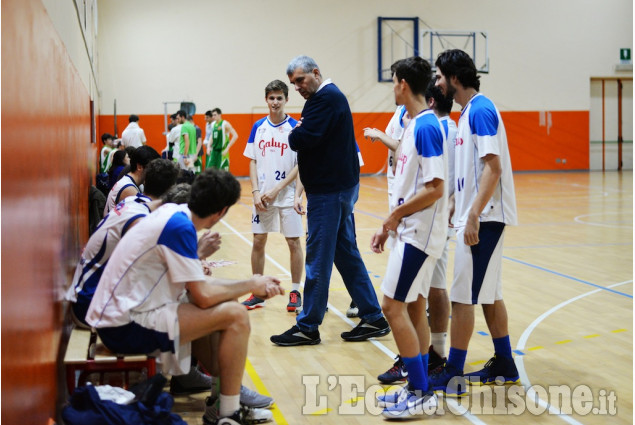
[99,110,589,176]
[2,0,92,423]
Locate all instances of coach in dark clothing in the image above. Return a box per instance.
[271,55,390,346]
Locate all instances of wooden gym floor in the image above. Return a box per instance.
[173,171,633,425]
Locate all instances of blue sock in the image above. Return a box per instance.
[446,347,467,372]
[493,335,512,359]
[402,353,428,391]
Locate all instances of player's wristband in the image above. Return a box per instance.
[252,189,260,193]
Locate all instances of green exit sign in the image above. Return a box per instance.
[620,48,631,63]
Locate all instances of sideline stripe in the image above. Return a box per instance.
[245,358,288,425]
[221,217,486,425]
[515,279,632,425]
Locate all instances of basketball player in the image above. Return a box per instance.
[86,169,283,425]
[429,49,518,395]
[372,56,447,418]
[372,81,456,385]
[241,80,304,312]
[104,145,160,215]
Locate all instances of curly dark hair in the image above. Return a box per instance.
[143,159,179,198]
[435,49,480,91]
[188,169,241,218]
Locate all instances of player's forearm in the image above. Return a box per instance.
[294,176,304,198]
[276,165,299,191]
[379,135,400,152]
[249,160,259,192]
[227,129,238,150]
[188,277,258,309]
[389,179,444,222]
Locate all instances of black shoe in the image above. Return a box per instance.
[464,354,519,385]
[341,317,391,341]
[428,346,446,375]
[270,325,321,346]
[377,355,408,384]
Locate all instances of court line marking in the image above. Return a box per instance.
[220,218,487,425]
[574,212,633,229]
[502,257,633,299]
[245,358,288,425]
[353,203,632,299]
[515,279,632,425]
[223,203,631,422]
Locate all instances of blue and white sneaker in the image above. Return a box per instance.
[381,388,437,419]
[376,385,408,408]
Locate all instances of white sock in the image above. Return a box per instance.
[291,283,300,292]
[219,394,240,418]
[431,332,447,357]
[210,376,220,398]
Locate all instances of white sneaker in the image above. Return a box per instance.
[376,385,408,408]
[381,389,438,419]
[244,406,272,423]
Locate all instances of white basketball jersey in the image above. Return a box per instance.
[86,203,206,328]
[439,116,457,196]
[453,94,517,227]
[105,174,140,215]
[243,115,298,208]
[66,194,152,303]
[391,109,448,258]
[385,105,408,198]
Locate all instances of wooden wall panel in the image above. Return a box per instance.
[1,0,91,423]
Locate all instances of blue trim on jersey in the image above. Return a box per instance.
[441,119,449,136]
[470,222,505,304]
[393,243,429,302]
[75,233,109,293]
[422,202,439,252]
[469,96,499,137]
[247,117,267,145]
[157,211,198,259]
[398,105,407,128]
[266,115,293,128]
[121,214,147,237]
[94,214,108,232]
[414,114,444,157]
[115,183,135,205]
[133,193,152,206]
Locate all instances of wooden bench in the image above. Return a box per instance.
[64,327,156,393]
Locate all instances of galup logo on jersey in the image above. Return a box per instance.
[258,137,288,157]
